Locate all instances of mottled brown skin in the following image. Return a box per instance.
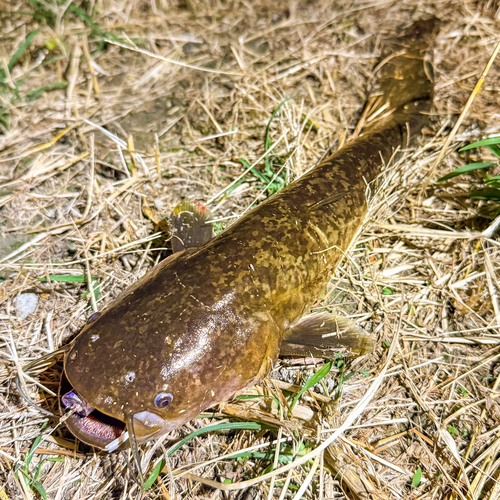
[64,19,438,447]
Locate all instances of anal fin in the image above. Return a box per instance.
[280,312,375,358]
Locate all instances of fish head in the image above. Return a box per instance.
[61,332,195,452]
[61,312,212,450]
[60,363,200,452]
[60,286,275,451]
[60,362,190,452]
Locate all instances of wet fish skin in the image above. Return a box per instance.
[63,18,438,447]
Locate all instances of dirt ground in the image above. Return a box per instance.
[1,0,500,499]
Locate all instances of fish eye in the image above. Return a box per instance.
[87,312,101,323]
[154,392,173,408]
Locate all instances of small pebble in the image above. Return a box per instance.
[16,293,38,319]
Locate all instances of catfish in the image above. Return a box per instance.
[24,18,439,483]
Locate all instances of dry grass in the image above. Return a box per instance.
[1,0,500,498]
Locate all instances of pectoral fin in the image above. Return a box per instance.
[280,312,375,358]
[154,201,215,254]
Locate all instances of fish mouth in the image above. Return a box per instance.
[60,373,127,450]
[67,408,128,450]
[60,374,168,453]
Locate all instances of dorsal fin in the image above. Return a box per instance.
[154,201,215,254]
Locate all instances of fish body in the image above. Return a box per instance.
[62,19,438,450]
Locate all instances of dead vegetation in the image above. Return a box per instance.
[1,0,500,498]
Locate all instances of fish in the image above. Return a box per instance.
[50,17,438,481]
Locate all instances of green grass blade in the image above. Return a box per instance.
[265,98,292,152]
[231,450,294,463]
[26,0,57,24]
[18,421,49,479]
[80,280,100,300]
[25,431,45,468]
[8,29,40,71]
[31,481,47,500]
[459,137,500,151]
[238,157,252,169]
[225,177,247,196]
[38,275,91,283]
[487,144,500,160]
[264,98,292,175]
[16,468,31,489]
[143,458,166,491]
[251,168,271,184]
[470,188,500,201]
[167,421,270,457]
[233,442,310,466]
[485,181,500,190]
[68,4,99,32]
[238,158,270,184]
[438,162,495,182]
[33,457,63,483]
[26,82,68,102]
[290,361,332,412]
[412,467,422,488]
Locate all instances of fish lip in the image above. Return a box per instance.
[133,409,166,429]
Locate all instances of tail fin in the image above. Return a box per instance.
[361,18,440,133]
